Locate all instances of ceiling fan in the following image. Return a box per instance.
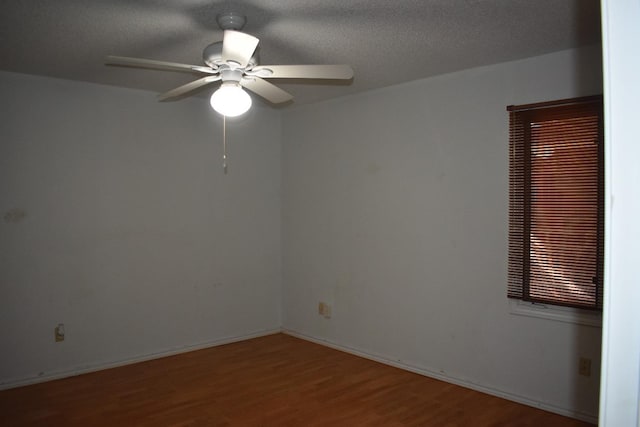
[106,12,354,117]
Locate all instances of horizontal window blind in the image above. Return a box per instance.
[508,96,603,310]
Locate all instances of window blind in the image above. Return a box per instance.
[508,96,603,310]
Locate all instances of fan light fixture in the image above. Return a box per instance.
[210,83,252,117]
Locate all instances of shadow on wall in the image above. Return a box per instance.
[567,322,603,418]
[573,0,603,93]
[567,0,603,417]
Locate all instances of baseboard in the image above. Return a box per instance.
[0,328,282,391]
[282,329,598,425]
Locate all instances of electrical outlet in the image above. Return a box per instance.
[318,302,331,319]
[579,357,591,377]
[54,323,65,342]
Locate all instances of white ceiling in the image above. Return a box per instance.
[0,0,601,108]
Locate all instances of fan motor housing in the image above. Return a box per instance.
[203,41,259,69]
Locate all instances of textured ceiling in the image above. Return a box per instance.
[0,0,601,108]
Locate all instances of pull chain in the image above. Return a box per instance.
[222,115,228,174]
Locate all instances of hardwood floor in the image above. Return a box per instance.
[0,333,593,426]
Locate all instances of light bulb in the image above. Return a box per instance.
[210,83,252,117]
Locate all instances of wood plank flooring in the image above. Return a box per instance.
[0,333,593,426]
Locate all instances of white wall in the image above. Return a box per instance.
[281,45,603,421]
[0,71,282,387]
[0,42,611,422]
[599,0,640,425]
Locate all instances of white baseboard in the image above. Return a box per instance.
[0,328,282,391]
[282,329,598,425]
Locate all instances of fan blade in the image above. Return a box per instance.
[106,56,216,74]
[221,30,259,68]
[241,77,293,104]
[251,65,353,80]
[158,75,221,101]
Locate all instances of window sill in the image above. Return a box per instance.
[509,299,602,327]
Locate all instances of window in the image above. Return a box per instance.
[508,96,604,310]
